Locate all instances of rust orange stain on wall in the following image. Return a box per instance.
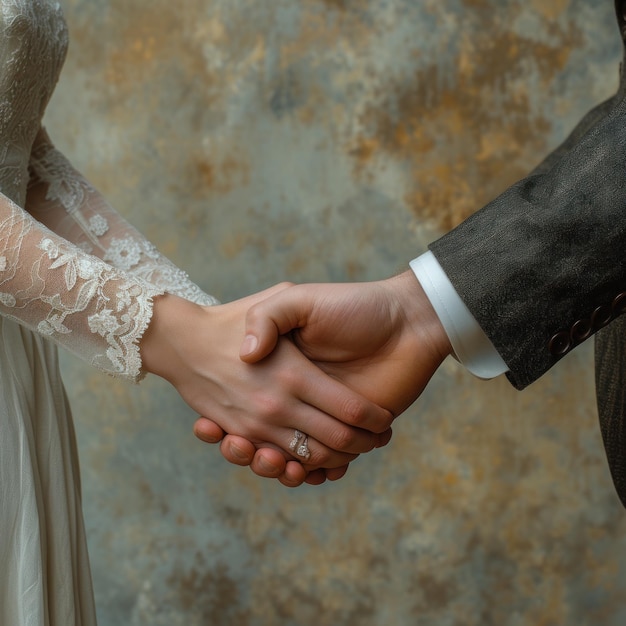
[164,556,249,620]
[350,11,583,232]
[530,0,572,21]
[317,0,351,10]
[189,152,251,196]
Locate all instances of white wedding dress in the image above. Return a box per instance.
[0,2,216,624]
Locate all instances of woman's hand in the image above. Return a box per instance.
[140,287,394,483]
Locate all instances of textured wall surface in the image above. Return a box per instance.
[49,0,626,624]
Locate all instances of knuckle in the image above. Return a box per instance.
[328,424,360,452]
[306,446,356,469]
[339,396,369,426]
[340,396,394,433]
[276,366,297,389]
[245,304,264,326]
[254,392,284,421]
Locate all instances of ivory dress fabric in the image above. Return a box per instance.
[0,2,216,624]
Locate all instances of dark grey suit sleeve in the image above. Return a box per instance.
[429,91,626,390]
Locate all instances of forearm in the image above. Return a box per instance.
[26,128,218,306]
[0,190,162,381]
[430,98,626,388]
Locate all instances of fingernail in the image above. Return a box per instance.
[230,443,249,462]
[258,456,278,473]
[240,334,258,356]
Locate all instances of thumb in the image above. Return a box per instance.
[239,284,311,363]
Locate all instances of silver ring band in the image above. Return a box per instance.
[289,429,311,461]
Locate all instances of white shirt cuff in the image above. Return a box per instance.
[409,251,508,379]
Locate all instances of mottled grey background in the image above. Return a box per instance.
[47,0,626,624]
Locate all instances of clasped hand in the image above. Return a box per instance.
[191,271,452,486]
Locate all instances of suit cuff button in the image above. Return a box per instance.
[591,304,613,330]
[571,318,592,342]
[612,292,626,316]
[548,331,571,356]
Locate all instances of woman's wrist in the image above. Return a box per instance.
[139,293,202,383]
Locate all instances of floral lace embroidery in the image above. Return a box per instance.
[88,214,108,236]
[104,236,143,271]
[0,199,163,380]
[28,142,219,306]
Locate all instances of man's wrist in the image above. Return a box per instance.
[385,269,453,362]
[409,252,509,379]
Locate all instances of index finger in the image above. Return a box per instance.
[295,352,394,435]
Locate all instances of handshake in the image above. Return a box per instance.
[141,269,452,487]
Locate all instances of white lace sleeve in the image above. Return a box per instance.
[26,134,219,306]
[0,191,162,382]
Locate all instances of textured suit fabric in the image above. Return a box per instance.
[596,319,626,505]
[430,0,626,505]
[430,87,626,389]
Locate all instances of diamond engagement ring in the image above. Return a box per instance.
[289,429,311,461]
